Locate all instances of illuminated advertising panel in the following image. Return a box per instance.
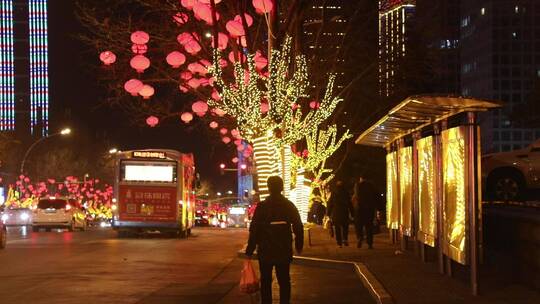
[417,136,436,247]
[386,152,399,229]
[0,0,15,131]
[399,146,413,236]
[442,126,468,265]
[124,165,174,182]
[117,185,177,222]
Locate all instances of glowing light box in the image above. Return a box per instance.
[124,165,174,182]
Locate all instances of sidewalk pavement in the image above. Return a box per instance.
[300,225,540,304]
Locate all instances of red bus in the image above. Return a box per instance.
[112,149,196,237]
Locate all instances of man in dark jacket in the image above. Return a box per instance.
[246,176,304,304]
[352,175,379,249]
[327,180,353,247]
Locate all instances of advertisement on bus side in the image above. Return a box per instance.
[118,186,177,222]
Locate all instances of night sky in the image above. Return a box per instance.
[47,1,235,193]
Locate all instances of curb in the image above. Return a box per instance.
[237,250,394,304]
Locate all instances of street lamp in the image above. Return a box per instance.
[109,148,118,154]
[19,128,72,174]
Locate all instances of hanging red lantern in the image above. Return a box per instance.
[166,51,186,68]
[139,84,155,99]
[260,102,269,114]
[213,108,226,117]
[222,136,231,144]
[131,43,148,54]
[254,51,268,70]
[252,0,273,14]
[234,14,254,27]
[99,51,116,65]
[232,157,239,163]
[228,51,246,63]
[180,71,193,80]
[192,100,209,116]
[231,129,240,138]
[130,55,150,73]
[131,31,150,44]
[180,0,196,10]
[146,116,159,127]
[173,13,189,25]
[124,79,144,96]
[180,112,194,123]
[193,3,220,25]
[237,145,245,152]
[198,0,222,4]
[212,33,229,50]
[188,62,207,75]
[218,58,228,68]
[234,139,242,146]
[309,101,320,109]
[179,85,189,93]
[187,78,201,89]
[225,20,245,38]
[177,32,194,45]
[209,121,218,129]
[199,78,210,86]
[220,128,228,135]
[184,39,201,55]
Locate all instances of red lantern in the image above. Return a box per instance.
[198,0,222,4]
[184,39,201,55]
[234,14,254,27]
[180,71,193,80]
[130,55,150,73]
[220,128,228,135]
[124,79,144,96]
[234,139,242,146]
[231,129,240,138]
[173,13,189,25]
[222,136,231,144]
[99,51,116,65]
[188,62,207,75]
[213,108,226,116]
[139,84,155,99]
[209,121,218,129]
[254,51,268,70]
[131,43,148,54]
[211,90,221,101]
[232,157,239,163]
[180,0,196,9]
[180,112,194,123]
[166,51,186,68]
[131,31,150,44]
[212,33,229,50]
[193,2,219,25]
[260,102,269,114]
[228,51,246,63]
[252,0,273,14]
[177,32,194,45]
[179,85,189,93]
[309,101,320,109]
[226,20,245,37]
[192,100,209,116]
[146,116,159,127]
[219,58,228,67]
[187,78,201,89]
[199,78,210,86]
[237,145,245,152]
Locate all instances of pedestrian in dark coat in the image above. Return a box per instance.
[327,180,353,247]
[246,176,304,304]
[352,175,379,248]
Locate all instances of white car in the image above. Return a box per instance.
[1,208,32,226]
[482,139,540,201]
[32,198,87,232]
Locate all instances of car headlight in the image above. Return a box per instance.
[1,214,8,221]
[20,213,29,220]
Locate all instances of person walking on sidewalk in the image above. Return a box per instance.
[246,176,304,304]
[327,180,353,247]
[352,175,379,249]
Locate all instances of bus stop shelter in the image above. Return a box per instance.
[355,95,501,295]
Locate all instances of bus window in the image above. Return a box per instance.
[120,161,177,183]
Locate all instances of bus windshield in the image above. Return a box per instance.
[121,161,177,183]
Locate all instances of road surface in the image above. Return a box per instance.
[0,227,248,304]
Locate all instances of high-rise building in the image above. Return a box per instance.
[0,0,49,137]
[378,0,416,97]
[461,0,540,152]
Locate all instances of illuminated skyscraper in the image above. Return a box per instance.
[0,0,48,137]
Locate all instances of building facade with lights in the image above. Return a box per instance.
[0,0,49,137]
[461,0,540,152]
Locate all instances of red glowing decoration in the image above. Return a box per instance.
[260,102,269,114]
[232,157,239,163]
[222,137,231,144]
[180,71,193,80]
[139,84,155,99]
[226,20,245,37]
[218,58,228,68]
[130,55,150,73]
[209,121,218,129]
[179,85,189,92]
[173,13,189,25]
[180,0,196,10]
[99,51,116,65]
[192,100,209,116]
[180,112,194,123]
[124,79,144,96]
[211,89,221,101]
[198,0,222,4]
[237,145,245,152]
[231,129,240,138]
[184,40,201,55]
[187,78,201,89]
[252,0,273,14]
[188,62,207,75]
[228,51,246,63]
[131,44,148,54]
[177,32,194,45]
[309,101,320,109]
[166,51,186,68]
[130,31,150,45]
[212,33,229,50]
[213,108,226,117]
[146,116,159,127]
[234,14,254,27]
[193,2,219,25]
[234,139,242,146]
[220,128,228,135]
[254,51,268,70]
